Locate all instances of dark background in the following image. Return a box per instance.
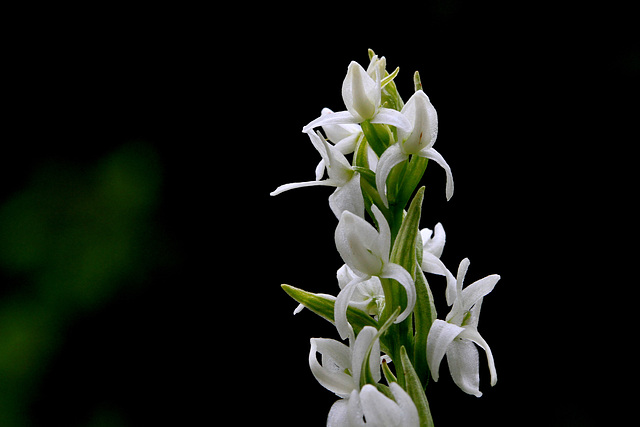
[2,1,636,426]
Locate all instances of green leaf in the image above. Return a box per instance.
[361,121,392,158]
[353,166,376,187]
[382,357,397,384]
[280,284,378,335]
[390,186,425,274]
[400,346,435,427]
[412,268,436,387]
[353,134,369,169]
[395,155,429,211]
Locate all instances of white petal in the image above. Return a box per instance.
[334,278,363,340]
[398,90,438,154]
[380,263,416,324]
[323,135,355,183]
[329,174,365,219]
[337,264,356,290]
[370,204,391,262]
[371,107,412,132]
[327,399,350,427]
[269,178,340,196]
[458,327,497,387]
[342,61,377,121]
[456,258,470,296]
[375,143,409,208]
[332,132,362,154]
[389,382,420,427]
[460,274,500,313]
[360,384,405,427]
[322,114,362,146]
[446,258,471,321]
[347,389,367,427]
[420,147,454,201]
[335,211,383,276]
[309,338,355,398]
[426,319,465,382]
[315,158,327,181]
[446,338,482,397]
[351,326,381,385]
[421,252,457,306]
[303,110,359,133]
[420,223,446,258]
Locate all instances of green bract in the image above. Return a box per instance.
[271,49,501,426]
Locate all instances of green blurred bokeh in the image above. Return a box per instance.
[0,142,164,426]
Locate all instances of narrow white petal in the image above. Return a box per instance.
[460,274,500,312]
[303,110,359,133]
[270,179,341,196]
[315,159,327,181]
[371,107,412,132]
[421,252,457,306]
[446,338,482,397]
[351,326,381,385]
[420,147,454,200]
[447,258,471,322]
[370,204,391,262]
[458,327,497,387]
[456,258,470,295]
[426,319,465,382]
[293,303,304,315]
[380,263,416,324]
[375,143,409,208]
[334,278,363,340]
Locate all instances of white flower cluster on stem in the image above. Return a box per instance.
[272,49,501,426]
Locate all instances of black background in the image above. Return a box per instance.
[2,1,637,425]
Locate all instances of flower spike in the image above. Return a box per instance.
[274,50,501,425]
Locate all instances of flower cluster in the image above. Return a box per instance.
[272,50,500,426]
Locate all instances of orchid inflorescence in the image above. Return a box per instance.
[271,49,500,426]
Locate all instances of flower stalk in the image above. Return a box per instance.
[272,49,501,426]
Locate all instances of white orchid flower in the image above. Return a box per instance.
[302,60,411,133]
[426,258,500,397]
[270,130,364,218]
[327,383,419,427]
[314,108,364,180]
[292,264,384,317]
[334,205,415,340]
[321,108,363,151]
[375,90,454,206]
[309,326,380,399]
[310,326,418,427]
[420,223,457,305]
[337,264,385,317]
